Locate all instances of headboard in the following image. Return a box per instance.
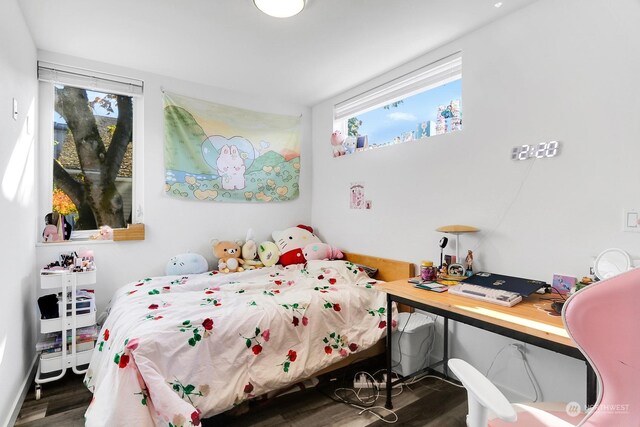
[343,252,414,282]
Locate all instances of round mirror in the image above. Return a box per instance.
[594,248,631,280]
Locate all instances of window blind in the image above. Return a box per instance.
[334,51,461,121]
[38,61,144,96]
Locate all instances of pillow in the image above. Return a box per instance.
[306,260,372,285]
[355,263,379,279]
[302,243,343,261]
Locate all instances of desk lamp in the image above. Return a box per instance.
[438,237,448,268]
[436,225,479,263]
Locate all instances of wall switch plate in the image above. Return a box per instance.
[12,98,18,120]
[623,208,640,232]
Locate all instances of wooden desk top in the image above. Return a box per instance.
[377,279,575,349]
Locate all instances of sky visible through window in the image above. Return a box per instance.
[54,87,117,125]
[354,78,461,147]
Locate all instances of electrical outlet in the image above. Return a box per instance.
[510,343,524,355]
[623,209,640,232]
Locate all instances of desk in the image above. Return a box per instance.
[376,279,596,409]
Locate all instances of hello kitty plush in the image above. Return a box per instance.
[331,131,346,157]
[303,243,344,261]
[217,144,246,190]
[272,224,322,266]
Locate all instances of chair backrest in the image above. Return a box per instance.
[562,267,640,425]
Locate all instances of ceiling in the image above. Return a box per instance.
[18,0,536,106]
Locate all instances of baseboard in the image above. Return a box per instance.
[3,354,38,427]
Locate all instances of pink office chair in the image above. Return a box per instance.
[448,267,640,426]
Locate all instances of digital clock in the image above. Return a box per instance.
[511,141,560,160]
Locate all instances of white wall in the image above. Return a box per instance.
[35,51,312,315]
[311,0,640,406]
[0,0,38,424]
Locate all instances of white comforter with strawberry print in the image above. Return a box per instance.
[84,260,396,427]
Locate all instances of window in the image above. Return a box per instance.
[38,62,144,239]
[333,52,462,154]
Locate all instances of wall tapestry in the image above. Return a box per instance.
[164,92,301,203]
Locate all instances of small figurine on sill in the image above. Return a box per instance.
[42,212,72,242]
[330,130,346,157]
[90,225,113,240]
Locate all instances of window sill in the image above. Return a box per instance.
[36,223,145,247]
[113,223,145,241]
[36,239,114,247]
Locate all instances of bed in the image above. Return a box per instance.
[83,253,413,426]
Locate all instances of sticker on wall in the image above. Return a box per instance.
[350,182,371,209]
[163,91,301,203]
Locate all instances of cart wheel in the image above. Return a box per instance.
[35,385,42,400]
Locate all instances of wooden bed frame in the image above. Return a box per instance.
[343,252,415,282]
[312,253,415,376]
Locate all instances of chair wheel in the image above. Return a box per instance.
[35,385,42,400]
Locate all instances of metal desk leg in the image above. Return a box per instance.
[587,363,597,407]
[385,293,393,410]
[443,317,449,378]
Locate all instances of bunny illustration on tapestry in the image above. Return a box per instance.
[217,144,246,190]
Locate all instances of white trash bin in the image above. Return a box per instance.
[391,312,435,377]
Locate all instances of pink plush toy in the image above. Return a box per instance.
[90,225,113,240]
[303,243,344,261]
[331,131,346,157]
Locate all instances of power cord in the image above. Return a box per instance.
[391,312,438,373]
[402,372,465,389]
[330,370,401,424]
[321,311,440,424]
[485,343,541,402]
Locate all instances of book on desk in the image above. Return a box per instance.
[408,277,448,293]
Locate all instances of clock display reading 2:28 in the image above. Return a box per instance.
[511,141,560,160]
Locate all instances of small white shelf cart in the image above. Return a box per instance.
[35,268,97,400]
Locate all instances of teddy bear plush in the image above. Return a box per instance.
[272,224,322,266]
[303,243,344,261]
[212,240,245,273]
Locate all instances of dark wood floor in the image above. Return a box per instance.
[15,371,92,427]
[15,365,467,426]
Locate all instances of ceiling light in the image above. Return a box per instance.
[254,0,305,18]
[494,2,503,8]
